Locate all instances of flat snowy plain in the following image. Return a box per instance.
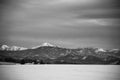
[0,65,120,80]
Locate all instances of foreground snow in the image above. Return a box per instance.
[0,65,120,80]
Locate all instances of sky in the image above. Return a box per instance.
[0,0,120,49]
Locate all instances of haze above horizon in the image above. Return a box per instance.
[0,0,120,49]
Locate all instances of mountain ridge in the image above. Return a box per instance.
[0,42,119,51]
[0,42,120,64]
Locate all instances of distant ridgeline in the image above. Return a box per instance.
[0,43,120,65]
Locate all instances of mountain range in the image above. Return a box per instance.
[0,42,120,64]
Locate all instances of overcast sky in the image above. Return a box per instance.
[0,0,120,49]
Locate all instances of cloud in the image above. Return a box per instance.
[48,0,96,5]
[1,0,120,49]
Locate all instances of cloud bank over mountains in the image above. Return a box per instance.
[0,0,120,49]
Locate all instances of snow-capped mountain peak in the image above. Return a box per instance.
[0,45,27,51]
[41,42,54,47]
[1,45,9,50]
[10,46,28,51]
[95,48,106,52]
[31,45,41,49]
[31,42,55,49]
[19,47,28,50]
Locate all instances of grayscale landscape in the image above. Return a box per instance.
[0,0,120,80]
[0,43,120,64]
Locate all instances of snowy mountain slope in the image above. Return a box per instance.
[0,45,28,51]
